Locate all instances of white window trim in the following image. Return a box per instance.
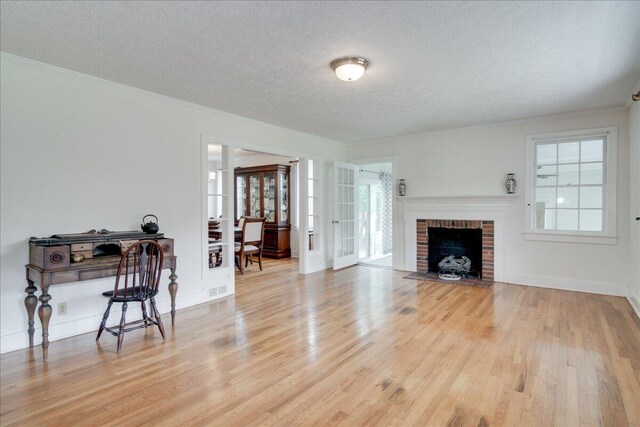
[524,126,617,245]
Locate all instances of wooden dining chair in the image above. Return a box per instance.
[234,217,266,274]
[208,241,223,268]
[96,240,165,352]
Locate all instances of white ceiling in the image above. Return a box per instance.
[1,1,639,143]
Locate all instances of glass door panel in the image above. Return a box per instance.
[249,174,261,217]
[333,162,359,270]
[279,170,289,224]
[206,143,231,272]
[263,172,276,222]
[235,175,246,221]
[359,184,370,258]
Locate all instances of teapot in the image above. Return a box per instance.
[141,214,160,234]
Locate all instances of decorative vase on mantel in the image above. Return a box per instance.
[398,179,407,196]
[505,173,517,194]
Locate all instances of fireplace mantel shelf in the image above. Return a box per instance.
[397,194,518,204]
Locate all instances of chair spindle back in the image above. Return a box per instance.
[113,241,164,299]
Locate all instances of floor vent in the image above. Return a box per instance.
[209,285,228,298]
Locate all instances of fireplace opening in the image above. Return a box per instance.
[428,227,482,278]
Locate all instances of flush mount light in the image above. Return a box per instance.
[331,56,369,82]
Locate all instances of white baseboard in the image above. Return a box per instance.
[627,292,640,320]
[508,273,627,297]
[0,288,232,354]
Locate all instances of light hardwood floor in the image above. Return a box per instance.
[1,259,639,426]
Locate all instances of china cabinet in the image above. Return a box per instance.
[235,164,291,258]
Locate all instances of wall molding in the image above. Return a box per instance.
[0,52,343,149]
[349,105,629,147]
[627,292,640,320]
[508,273,627,297]
[399,195,517,203]
[0,287,232,354]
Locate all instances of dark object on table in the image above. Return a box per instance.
[96,240,166,353]
[141,214,160,234]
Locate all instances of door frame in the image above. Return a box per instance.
[202,133,327,277]
[201,134,236,295]
[348,156,398,270]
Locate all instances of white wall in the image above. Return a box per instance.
[0,54,344,353]
[628,96,640,316]
[347,107,631,296]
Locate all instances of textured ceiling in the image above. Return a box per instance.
[1,1,639,143]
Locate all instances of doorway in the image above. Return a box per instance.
[358,163,393,268]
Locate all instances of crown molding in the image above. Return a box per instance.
[0,52,343,146]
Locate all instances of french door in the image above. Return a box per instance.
[333,162,359,270]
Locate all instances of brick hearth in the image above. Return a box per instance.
[416,219,494,281]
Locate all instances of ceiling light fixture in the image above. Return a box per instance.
[331,56,369,82]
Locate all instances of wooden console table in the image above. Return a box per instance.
[24,230,178,358]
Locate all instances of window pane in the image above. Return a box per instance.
[536,143,557,165]
[579,210,602,231]
[581,139,603,162]
[536,165,557,186]
[580,186,602,209]
[536,208,556,230]
[557,187,578,208]
[558,142,579,164]
[535,187,556,208]
[580,162,603,185]
[557,209,578,230]
[558,164,579,186]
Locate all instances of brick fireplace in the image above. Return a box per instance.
[416,219,494,281]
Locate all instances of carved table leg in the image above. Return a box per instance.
[24,280,38,348]
[168,268,178,326]
[38,285,52,358]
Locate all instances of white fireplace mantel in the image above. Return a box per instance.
[399,195,514,282]
[397,194,518,204]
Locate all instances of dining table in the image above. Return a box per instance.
[208,226,242,268]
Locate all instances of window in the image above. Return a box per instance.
[524,127,617,244]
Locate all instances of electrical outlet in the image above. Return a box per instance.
[58,302,68,316]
